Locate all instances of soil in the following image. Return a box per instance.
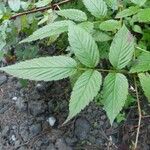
[0,70,150,150]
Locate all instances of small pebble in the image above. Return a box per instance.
[12,97,18,101]
[11,135,16,141]
[47,116,56,127]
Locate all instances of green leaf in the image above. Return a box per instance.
[93,31,112,42]
[68,24,99,68]
[35,0,52,8]
[83,0,107,18]
[130,52,150,73]
[105,0,119,11]
[56,9,87,22]
[103,73,128,124]
[131,0,147,6]
[64,70,102,123]
[8,0,21,12]
[115,6,140,18]
[0,56,77,81]
[20,21,72,43]
[139,73,150,102]
[78,22,94,33]
[99,20,121,31]
[0,51,4,61]
[109,25,135,69]
[136,8,150,23]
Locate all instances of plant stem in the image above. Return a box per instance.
[136,46,149,53]
[10,0,73,20]
[133,76,142,149]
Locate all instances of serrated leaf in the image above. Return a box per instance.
[56,9,87,22]
[131,0,147,6]
[68,24,99,68]
[103,73,128,124]
[83,0,107,18]
[35,0,52,8]
[139,73,150,102]
[64,70,102,123]
[109,25,135,69]
[8,0,21,12]
[105,0,119,10]
[115,6,140,18]
[78,22,94,33]
[99,20,121,31]
[93,31,112,42]
[130,52,150,73]
[0,56,77,81]
[136,8,150,23]
[20,20,72,43]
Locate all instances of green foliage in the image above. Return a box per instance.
[99,20,121,31]
[8,0,21,12]
[109,25,135,69]
[136,8,150,22]
[83,0,107,18]
[0,56,77,81]
[56,9,87,22]
[20,21,72,43]
[65,70,102,123]
[131,0,147,6]
[115,6,140,18]
[130,52,150,73]
[102,73,128,124]
[0,0,150,126]
[139,73,150,102]
[68,24,99,67]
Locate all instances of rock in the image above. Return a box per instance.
[29,123,42,136]
[48,101,55,113]
[19,123,30,142]
[12,96,18,101]
[74,118,90,140]
[65,137,77,146]
[0,75,7,85]
[46,143,56,150]
[29,100,47,116]
[16,97,28,112]
[0,102,10,114]
[55,138,72,150]
[47,116,56,127]
[2,126,9,136]
[35,83,46,92]
[101,115,107,120]
[88,136,96,143]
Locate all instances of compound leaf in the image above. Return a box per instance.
[20,20,72,43]
[139,73,150,102]
[103,73,128,124]
[0,56,77,81]
[130,52,150,73]
[68,24,99,68]
[64,70,102,123]
[109,25,135,69]
[56,9,87,22]
[83,0,107,18]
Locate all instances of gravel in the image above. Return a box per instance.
[0,75,7,85]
